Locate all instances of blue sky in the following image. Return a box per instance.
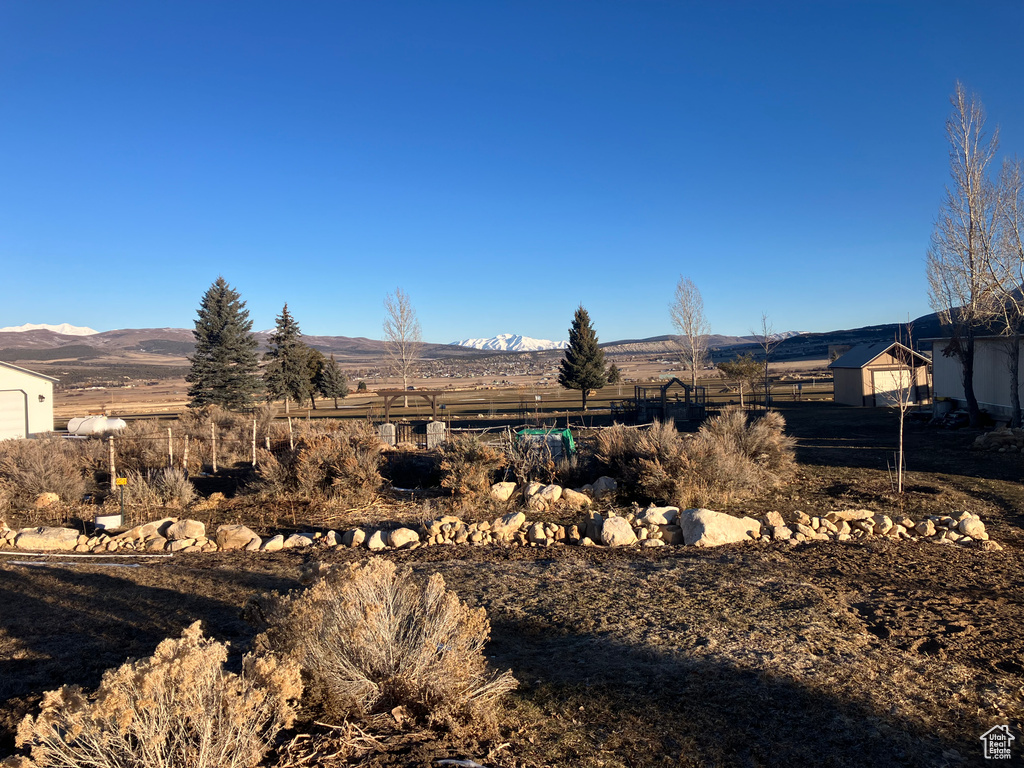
[2,1,1023,343]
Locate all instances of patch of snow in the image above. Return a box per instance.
[0,323,99,336]
[451,334,568,352]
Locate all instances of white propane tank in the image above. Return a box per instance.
[66,415,127,435]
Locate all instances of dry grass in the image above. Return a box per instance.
[252,559,517,731]
[14,621,301,768]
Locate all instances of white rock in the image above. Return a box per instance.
[538,484,563,503]
[637,506,679,526]
[600,516,638,547]
[215,524,261,551]
[491,511,526,539]
[591,476,618,498]
[490,482,517,502]
[561,488,592,509]
[261,535,285,552]
[15,527,81,552]
[283,534,314,549]
[165,519,205,541]
[958,518,986,538]
[387,528,420,549]
[678,509,762,547]
[367,530,387,551]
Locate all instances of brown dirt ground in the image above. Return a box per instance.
[2,403,1024,767]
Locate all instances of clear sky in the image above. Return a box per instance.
[2,1,1023,343]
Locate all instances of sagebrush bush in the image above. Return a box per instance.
[252,559,517,729]
[15,621,301,768]
[0,438,94,509]
[122,468,196,512]
[438,433,504,498]
[253,423,384,506]
[595,410,795,507]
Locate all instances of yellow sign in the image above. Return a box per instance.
[115,477,127,486]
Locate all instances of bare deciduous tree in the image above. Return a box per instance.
[669,276,710,390]
[383,288,422,408]
[990,157,1024,426]
[887,322,918,495]
[752,312,783,408]
[926,81,1001,427]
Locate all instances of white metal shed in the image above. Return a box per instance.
[0,361,57,440]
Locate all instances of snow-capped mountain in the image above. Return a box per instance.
[0,322,99,336]
[451,333,568,352]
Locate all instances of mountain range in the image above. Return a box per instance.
[0,314,946,369]
[451,334,568,352]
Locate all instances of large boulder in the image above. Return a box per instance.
[490,482,517,502]
[366,530,387,551]
[491,511,526,539]
[678,508,761,547]
[591,476,618,499]
[637,506,679,526]
[387,528,420,549]
[165,519,206,541]
[538,484,563,504]
[561,488,592,510]
[119,517,178,541]
[15,527,80,552]
[261,535,285,552]
[600,516,637,547]
[215,524,261,551]
[341,528,366,548]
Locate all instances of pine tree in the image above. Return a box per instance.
[316,353,350,409]
[558,305,607,409]
[607,363,622,384]
[186,277,262,409]
[263,304,312,410]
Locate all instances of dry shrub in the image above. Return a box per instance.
[122,468,196,511]
[110,420,167,473]
[15,621,301,768]
[501,428,555,486]
[596,410,795,507]
[0,439,93,508]
[438,433,505,498]
[253,559,517,730]
[253,424,384,506]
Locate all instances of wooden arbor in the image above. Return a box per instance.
[634,377,707,423]
[376,389,443,422]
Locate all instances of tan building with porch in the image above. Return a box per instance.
[829,342,931,407]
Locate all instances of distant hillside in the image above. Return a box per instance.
[0,314,950,371]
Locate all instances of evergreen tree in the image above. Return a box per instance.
[316,353,350,409]
[186,277,261,409]
[558,305,607,409]
[263,304,312,409]
[304,348,326,410]
[606,363,622,384]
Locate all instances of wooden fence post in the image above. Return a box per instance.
[288,416,294,451]
[251,419,257,467]
[168,427,174,468]
[183,435,189,474]
[108,435,116,492]
[211,421,217,474]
